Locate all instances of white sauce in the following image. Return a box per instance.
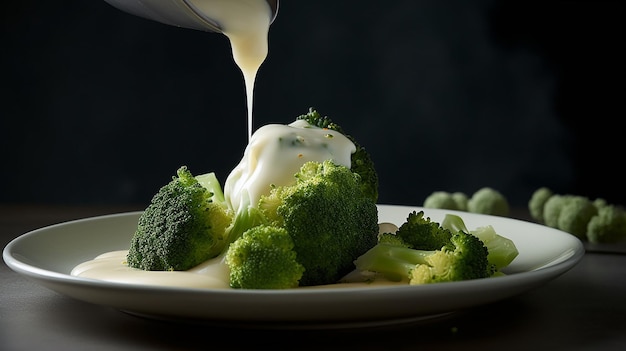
[189,0,273,140]
[224,120,356,213]
[71,248,402,290]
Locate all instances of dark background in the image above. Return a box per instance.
[1,1,623,209]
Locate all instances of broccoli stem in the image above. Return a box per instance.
[225,189,267,247]
[354,243,433,282]
[441,213,469,233]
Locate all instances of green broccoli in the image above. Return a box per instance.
[540,193,597,238]
[587,205,626,244]
[529,188,626,243]
[528,187,553,223]
[127,166,233,271]
[557,196,598,239]
[467,187,510,217]
[388,210,452,250]
[542,194,573,228]
[225,225,305,289]
[256,159,379,286]
[441,213,519,272]
[296,107,379,203]
[423,191,459,211]
[354,230,491,285]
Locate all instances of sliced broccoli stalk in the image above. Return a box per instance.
[127,166,233,271]
[354,231,491,284]
[195,172,227,207]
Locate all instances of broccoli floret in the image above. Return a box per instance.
[393,210,453,250]
[528,187,553,223]
[441,213,519,272]
[557,196,598,239]
[225,225,305,289]
[423,191,459,210]
[296,107,379,203]
[467,187,510,216]
[354,231,491,285]
[257,159,379,286]
[127,166,233,271]
[542,194,573,228]
[423,191,469,211]
[587,205,626,244]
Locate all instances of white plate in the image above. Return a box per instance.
[3,205,584,329]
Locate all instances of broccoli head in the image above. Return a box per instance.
[127,166,233,271]
[392,210,453,250]
[225,225,305,289]
[467,187,510,217]
[296,107,379,203]
[542,194,572,228]
[586,205,626,244]
[557,196,598,239]
[257,159,379,286]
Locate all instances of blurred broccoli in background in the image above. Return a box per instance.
[587,205,626,244]
[422,187,508,217]
[423,191,468,211]
[557,196,598,239]
[528,187,626,244]
[541,194,573,229]
[423,191,459,211]
[467,187,509,217]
